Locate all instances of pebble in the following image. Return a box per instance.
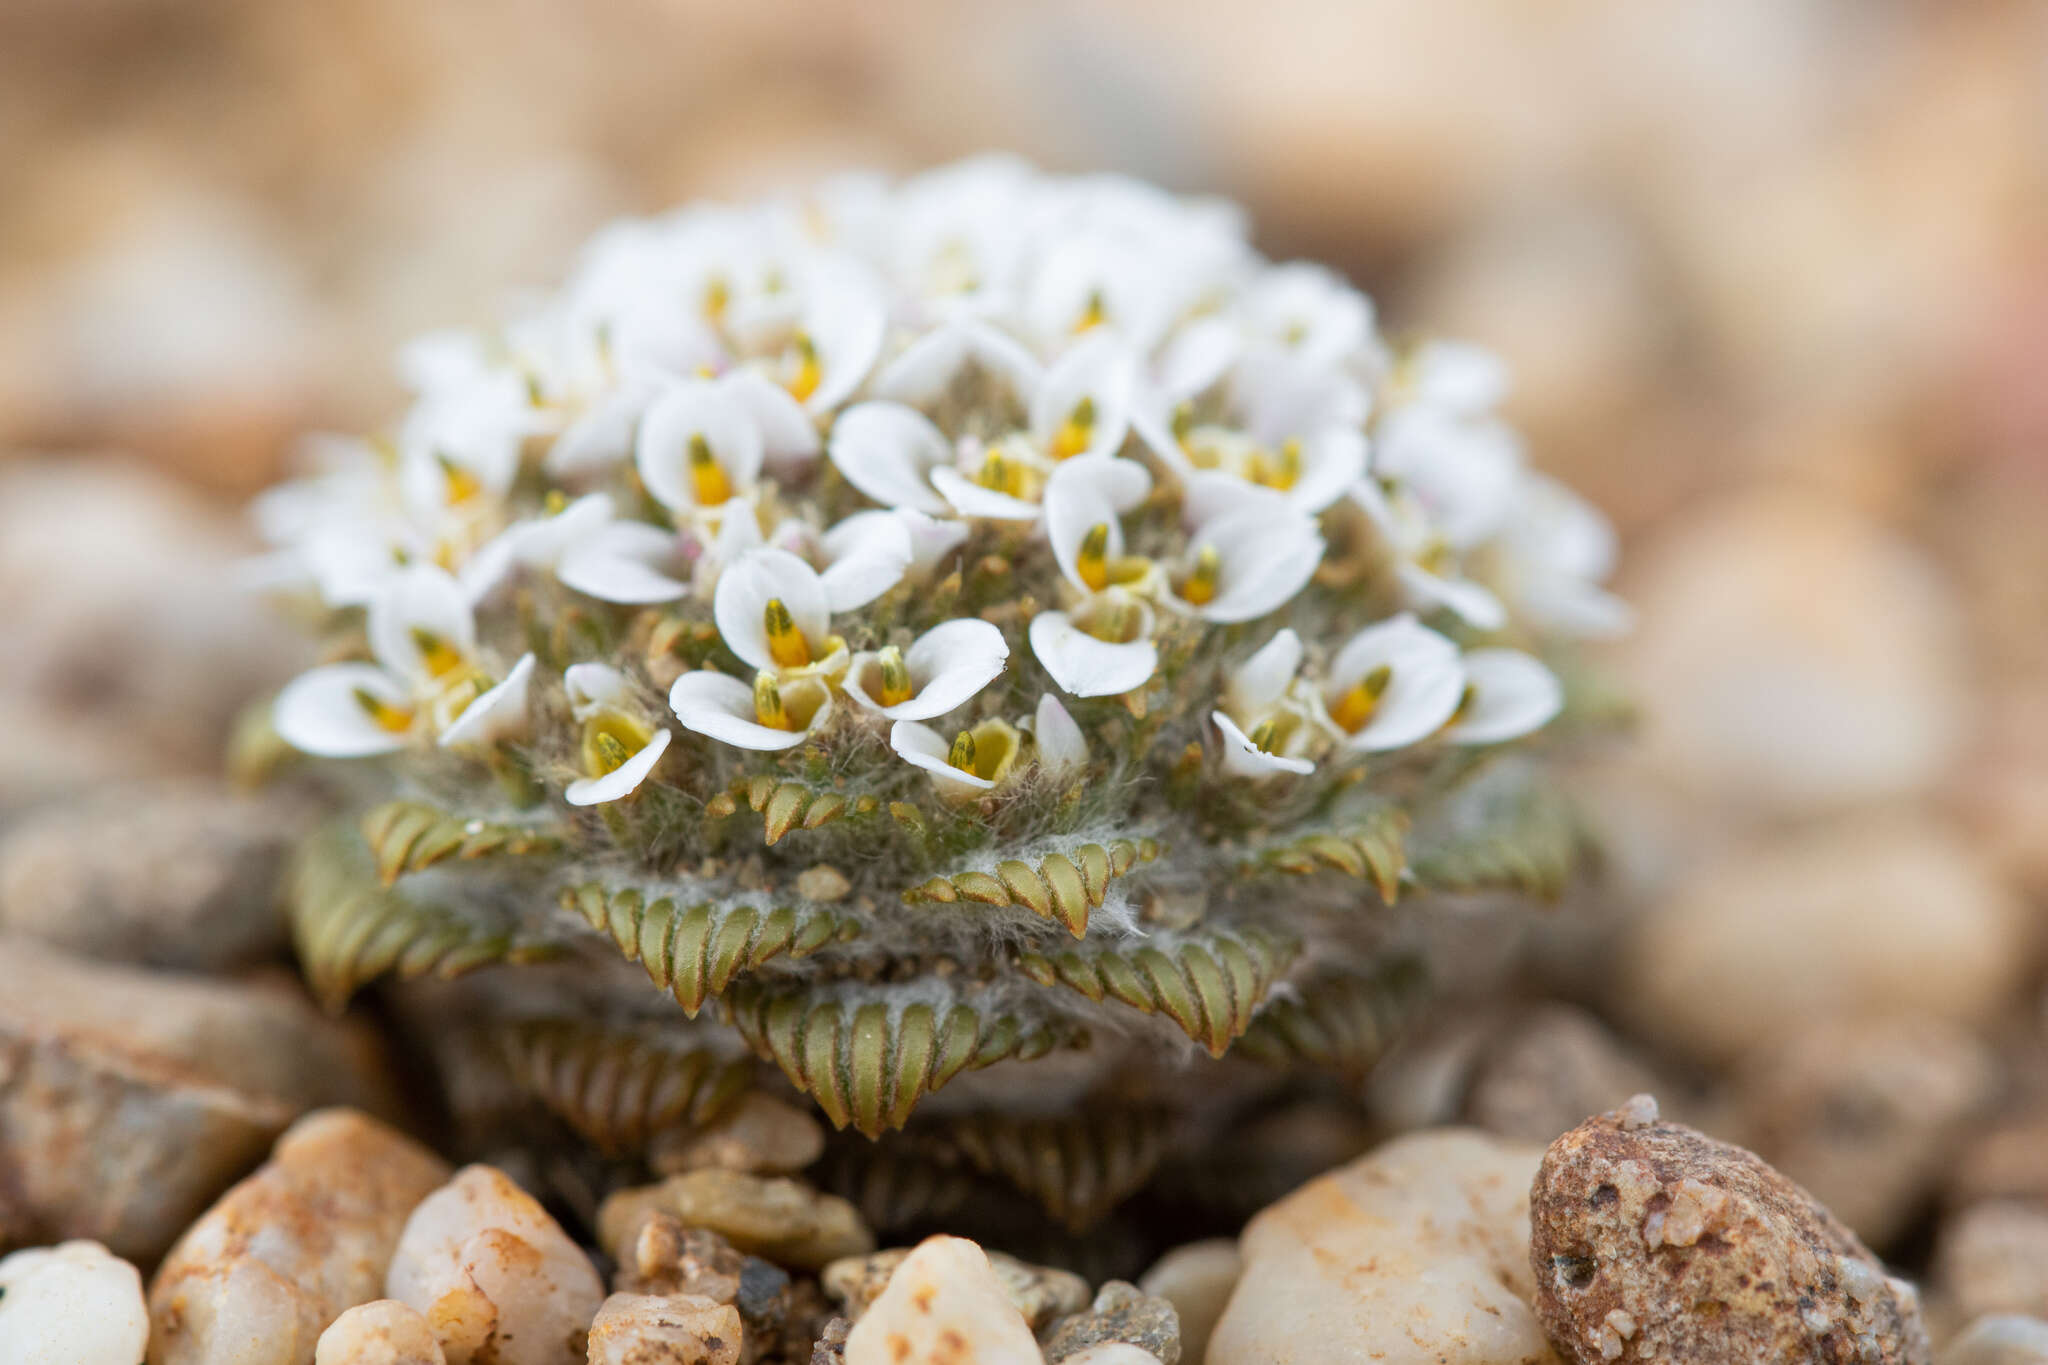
[1735,1013,1997,1249]
[585,1292,743,1365]
[1619,813,2029,1061]
[1528,1097,1930,1364]
[148,1108,453,1365]
[607,1208,826,1363]
[823,1246,1088,1329]
[1942,1316,2048,1365]
[0,1239,150,1365]
[314,1301,447,1365]
[842,1236,1042,1365]
[385,1164,606,1365]
[1138,1240,1239,1365]
[0,935,392,1261]
[1042,1281,1181,1365]
[1207,1128,1560,1365]
[1462,1004,1668,1146]
[1934,1201,2048,1323]
[1948,1111,2048,1208]
[647,1093,826,1176]
[1061,1349,1164,1365]
[598,1173,873,1272]
[0,779,310,968]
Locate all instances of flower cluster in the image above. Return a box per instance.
[262,156,1624,812]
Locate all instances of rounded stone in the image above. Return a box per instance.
[0,1239,149,1365]
[314,1300,447,1365]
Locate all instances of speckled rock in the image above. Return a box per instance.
[598,1207,826,1362]
[1041,1281,1180,1364]
[585,1292,743,1365]
[648,1094,825,1176]
[1529,1097,1930,1364]
[0,1239,149,1365]
[598,1173,872,1272]
[385,1164,606,1365]
[0,779,311,969]
[823,1246,1088,1329]
[1942,1315,2048,1365]
[148,1108,453,1365]
[1934,1201,2048,1323]
[1138,1240,1239,1365]
[842,1236,1041,1365]
[1208,1128,1560,1365]
[314,1300,447,1365]
[809,1317,848,1365]
[1737,1014,1998,1249]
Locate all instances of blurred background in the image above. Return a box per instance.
[2,0,2045,1319]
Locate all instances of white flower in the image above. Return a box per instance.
[1371,404,1521,550]
[274,663,419,758]
[669,669,834,751]
[833,508,970,575]
[1315,613,1466,752]
[846,619,1010,720]
[439,652,537,752]
[1442,649,1562,745]
[872,320,1042,409]
[1024,334,1136,463]
[1030,693,1088,778]
[890,717,1022,800]
[827,401,955,516]
[1043,457,1155,596]
[1395,338,1509,415]
[562,662,673,805]
[815,511,915,610]
[1163,484,1323,623]
[1495,471,1633,639]
[711,547,847,679]
[461,491,618,600]
[1138,351,1367,514]
[1238,263,1374,374]
[1030,590,1157,698]
[635,381,764,525]
[557,520,693,604]
[1211,628,1318,778]
[1347,479,1506,630]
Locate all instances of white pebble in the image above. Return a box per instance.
[844,1236,1041,1365]
[314,1300,446,1364]
[0,1240,149,1365]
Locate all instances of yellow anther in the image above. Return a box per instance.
[436,453,481,506]
[703,277,730,323]
[1170,403,1195,449]
[591,730,632,775]
[786,333,822,404]
[581,712,655,779]
[1049,395,1096,461]
[975,449,1037,499]
[688,433,733,506]
[1181,544,1222,606]
[1247,718,1280,752]
[753,672,792,730]
[1076,522,1113,592]
[947,728,978,773]
[1331,664,1393,734]
[521,371,545,407]
[1250,438,1302,491]
[876,646,914,707]
[763,598,811,669]
[409,627,465,679]
[1074,289,1108,333]
[543,488,569,516]
[1446,681,1479,729]
[353,688,415,734]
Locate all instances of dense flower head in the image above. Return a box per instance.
[256,158,1627,1160]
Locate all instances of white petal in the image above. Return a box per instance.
[850,617,1009,720]
[1522,580,1635,639]
[847,507,968,573]
[668,670,818,751]
[274,663,410,757]
[1179,470,1295,530]
[1325,614,1466,752]
[1228,629,1303,716]
[546,385,652,477]
[564,661,634,720]
[930,466,1043,521]
[439,653,536,750]
[890,719,994,795]
[1032,693,1088,777]
[1185,507,1323,623]
[826,402,952,515]
[1031,334,1136,460]
[1212,710,1316,778]
[566,728,672,805]
[515,492,617,567]
[798,257,887,411]
[1286,426,1368,513]
[714,548,831,673]
[1029,610,1157,698]
[818,511,915,611]
[367,565,476,686]
[1043,459,1141,593]
[874,321,1042,407]
[457,530,518,605]
[635,381,764,516]
[1396,562,1507,631]
[719,368,821,469]
[557,522,690,603]
[1155,317,1240,400]
[1444,649,1562,744]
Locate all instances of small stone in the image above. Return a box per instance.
[1736,1013,1997,1248]
[612,1212,744,1302]
[598,1173,873,1272]
[809,1318,849,1365]
[793,866,851,903]
[0,779,311,969]
[1619,813,2029,1061]
[1529,1102,1930,1364]
[1138,1240,1239,1365]
[823,1247,1087,1329]
[315,1300,447,1365]
[148,1108,453,1365]
[1042,1281,1180,1365]
[648,1094,826,1176]
[842,1236,1040,1365]
[1208,1128,1560,1365]
[0,1239,149,1365]
[1942,1315,2048,1365]
[585,1292,742,1365]
[1463,1004,1667,1145]
[1061,1349,1163,1365]
[1935,1201,2048,1323]
[386,1164,607,1365]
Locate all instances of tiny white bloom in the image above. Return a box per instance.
[1495,471,1633,639]
[827,401,955,516]
[1043,457,1154,596]
[1164,485,1324,623]
[1442,648,1563,745]
[669,669,834,751]
[1210,629,1318,778]
[1029,589,1157,698]
[561,662,673,805]
[816,510,916,611]
[872,319,1043,409]
[846,618,1010,720]
[439,652,537,751]
[1026,334,1137,464]
[1348,479,1506,630]
[1316,613,1466,752]
[556,520,692,604]
[1238,263,1374,373]
[711,547,847,679]
[635,380,764,524]
[890,717,1022,800]
[1031,693,1088,778]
